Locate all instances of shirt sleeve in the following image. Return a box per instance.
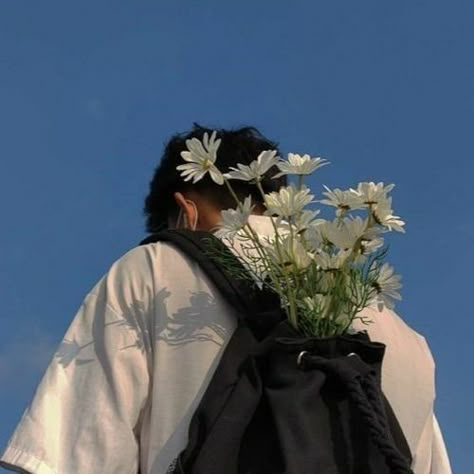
[429,415,452,474]
[0,247,153,474]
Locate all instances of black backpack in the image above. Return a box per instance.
[140,230,413,474]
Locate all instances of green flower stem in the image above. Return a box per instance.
[223,177,286,305]
[241,223,286,299]
[224,178,245,208]
[298,174,304,190]
[255,180,299,330]
[347,208,378,265]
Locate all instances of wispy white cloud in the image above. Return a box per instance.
[0,323,58,393]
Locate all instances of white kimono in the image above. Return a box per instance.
[0,217,451,473]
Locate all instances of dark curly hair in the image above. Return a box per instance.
[144,124,287,233]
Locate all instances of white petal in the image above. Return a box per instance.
[209,167,224,185]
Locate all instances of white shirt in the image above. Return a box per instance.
[0,216,451,474]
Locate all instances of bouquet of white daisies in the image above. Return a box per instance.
[177,131,405,337]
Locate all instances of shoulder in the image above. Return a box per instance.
[101,240,192,284]
[354,304,436,404]
[355,304,435,369]
[355,305,437,452]
[88,241,195,317]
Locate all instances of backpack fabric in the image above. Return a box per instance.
[140,230,413,474]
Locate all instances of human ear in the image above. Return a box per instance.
[173,192,198,230]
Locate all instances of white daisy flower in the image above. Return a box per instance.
[273,153,329,177]
[313,248,352,270]
[276,209,324,234]
[223,150,279,182]
[302,294,331,314]
[350,182,395,206]
[351,239,385,265]
[317,270,337,293]
[304,222,325,251]
[177,131,224,185]
[265,235,314,271]
[318,217,368,251]
[319,216,385,257]
[372,196,406,233]
[371,263,402,310]
[319,185,365,217]
[264,185,314,218]
[214,195,254,238]
[358,235,384,257]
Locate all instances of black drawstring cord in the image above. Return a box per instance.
[299,353,414,474]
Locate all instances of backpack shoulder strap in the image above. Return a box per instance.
[139,229,262,322]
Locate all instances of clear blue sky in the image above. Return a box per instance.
[1,1,472,472]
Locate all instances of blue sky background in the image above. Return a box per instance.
[0,1,472,471]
